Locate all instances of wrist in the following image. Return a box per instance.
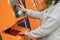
[23,9,27,13]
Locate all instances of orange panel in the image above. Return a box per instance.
[25,0,46,11]
[25,0,36,11]
[0,0,16,32]
[29,17,42,30]
[34,0,46,11]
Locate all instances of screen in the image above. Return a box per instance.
[17,17,31,29]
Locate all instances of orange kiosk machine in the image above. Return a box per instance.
[0,0,30,40]
[0,0,46,40]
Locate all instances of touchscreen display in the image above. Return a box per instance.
[17,17,31,29]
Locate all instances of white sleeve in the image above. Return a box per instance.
[26,17,59,38]
[26,10,44,19]
[26,2,60,39]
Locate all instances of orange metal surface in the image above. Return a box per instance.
[25,0,36,11]
[28,17,42,30]
[25,0,46,11]
[0,0,16,33]
[34,0,46,11]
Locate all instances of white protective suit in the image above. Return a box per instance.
[18,1,60,40]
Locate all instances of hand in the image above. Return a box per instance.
[15,4,26,13]
[18,32,28,36]
[18,32,31,39]
[18,32,29,37]
[18,32,25,36]
[19,32,31,39]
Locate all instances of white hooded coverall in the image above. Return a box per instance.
[18,1,60,40]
